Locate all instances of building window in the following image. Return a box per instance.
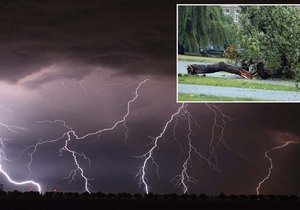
[224,9,230,15]
[234,10,240,22]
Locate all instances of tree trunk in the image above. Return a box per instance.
[256,62,271,79]
[187,62,254,79]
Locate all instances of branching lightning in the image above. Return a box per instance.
[256,140,299,195]
[137,104,223,194]
[21,120,91,193]
[5,79,297,196]
[20,79,149,193]
[172,105,215,194]
[136,103,185,194]
[74,79,149,143]
[136,103,252,194]
[175,113,194,194]
[206,104,222,172]
[206,104,252,165]
[0,107,42,193]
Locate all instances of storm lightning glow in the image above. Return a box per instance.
[206,104,225,172]
[0,165,42,193]
[256,140,299,195]
[22,120,91,193]
[136,103,186,194]
[20,79,149,193]
[3,79,297,196]
[172,105,215,194]
[73,79,149,143]
[206,104,252,164]
[0,107,42,193]
[136,103,251,194]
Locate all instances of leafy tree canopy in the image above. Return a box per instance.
[237,6,300,79]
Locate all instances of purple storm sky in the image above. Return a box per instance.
[0,0,300,195]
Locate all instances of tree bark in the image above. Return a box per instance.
[187,62,254,79]
[256,62,271,79]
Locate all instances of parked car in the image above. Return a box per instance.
[199,45,225,57]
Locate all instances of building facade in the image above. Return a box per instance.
[221,5,241,23]
[221,5,300,23]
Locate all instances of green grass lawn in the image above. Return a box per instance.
[178,75,300,92]
[178,93,261,101]
[178,54,228,63]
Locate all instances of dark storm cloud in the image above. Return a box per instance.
[0,0,174,84]
[0,0,264,85]
[222,103,300,136]
[1,0,300,195]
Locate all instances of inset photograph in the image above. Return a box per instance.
[177,5,300,102]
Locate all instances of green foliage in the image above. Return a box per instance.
[237,6,300,79]
[178,6,236,54]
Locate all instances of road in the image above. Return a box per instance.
[178,84,300,101]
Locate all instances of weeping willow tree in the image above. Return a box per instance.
[178,6,236,54]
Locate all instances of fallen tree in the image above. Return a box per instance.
[186,62,275,79]
[187,62,255,79]
[256,62,271,79]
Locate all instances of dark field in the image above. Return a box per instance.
[1,191,300,210]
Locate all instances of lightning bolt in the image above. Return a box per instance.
[136,103,186,194]
[136,103,214,194]
[0,107,27,133]
[20,79,149,193]
[172,105,215,194]
[0,165,41,193]
[206,104,222,172]
[137,103,251,194]
[206,104,252,166]
[74,79,149,143]
[256,140,299,195]
[0,107,41,193]
[170,114,184,157]
[176,113,194,194]
[21,120,92,193]
[2,81,253,195]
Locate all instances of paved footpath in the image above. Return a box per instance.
[178,84,300,101]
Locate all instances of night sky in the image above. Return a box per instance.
[0,0,300,195]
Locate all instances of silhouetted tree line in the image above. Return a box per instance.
[0,190,300,202]
[1,190,300,210]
